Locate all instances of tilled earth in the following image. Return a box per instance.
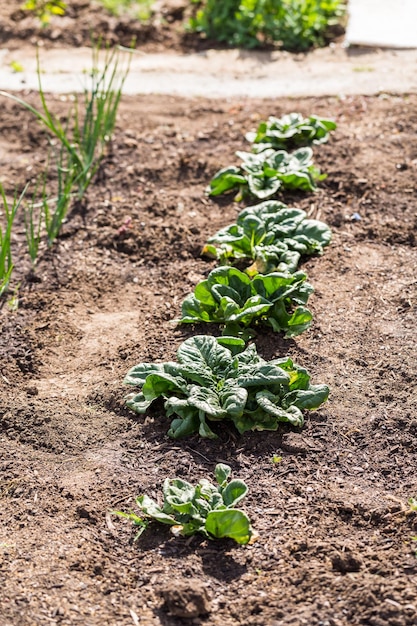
[1,88,417,626]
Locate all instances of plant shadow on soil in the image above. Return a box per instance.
[1,87,417,625]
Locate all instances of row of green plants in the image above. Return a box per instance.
[22,0,346,51]
[190,0,346,50]
[0,44,132,299]
[118,113,336,543]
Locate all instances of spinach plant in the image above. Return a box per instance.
[125,335,329,438]
[208,147,323,200]
[203,200,332,274]
[115,464,253,545]
[179,266,313,338]
[246,113,337,153]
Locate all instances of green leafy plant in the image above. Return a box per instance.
[114,464,253,544]
[23,187,43,266]
[43,148,77,246]
[203,200,332,275]
[124,335,329,438]
[408,497,417,512]
[21,0,66,27]
[179,266,313,338]
[97,0,153,20]
[0,42,132,202]
[189,0,345,51]
[10,61,24,73]
[0,183,28,297]
[208,147,323,200]
[247,113,337,153]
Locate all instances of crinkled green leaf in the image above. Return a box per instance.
[207,166,246,196]
[222,479,248,507]
[255,390,304,427]
[164,478,197,515]
[205,509,252,545]
[283,384,330,410]
[247,173,282,198]
[180,292,215,323]
[187,386,227,418]
[177,335,234,377]
[142,371,187,402]
[215,463,232,487]
[124,363,165,387]
[207,143,324,201]
[269,302,313,338]
[125,391,153,414]
[136,494,177,525]
[167,414,200,439]
[237,364,290,387]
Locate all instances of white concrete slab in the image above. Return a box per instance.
[346,0,417,48]
[1,45,417,99]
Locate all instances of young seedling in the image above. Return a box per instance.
[408,497,417,512]
[0,183,29,297]
[114,463,254,545]
[124,335,329,439]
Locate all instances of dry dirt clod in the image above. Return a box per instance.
[160,580,212,618]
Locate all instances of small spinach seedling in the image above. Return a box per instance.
[114,464,253,545]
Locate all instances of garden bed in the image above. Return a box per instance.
[1,83,417,625]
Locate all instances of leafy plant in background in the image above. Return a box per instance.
[208,147,323,200]
[0,183,28,297]
[179,266,313,338]
[203,200,332,274]
[189,0,345,51]
[114,464,253,544]
[21,0,66,27]
[125,335,329,438]
[97,0,153,20]
[247,113,337,153]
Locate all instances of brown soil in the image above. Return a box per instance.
[0,0,345,53]
[0,0,238,52]
[1,42,417,626]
